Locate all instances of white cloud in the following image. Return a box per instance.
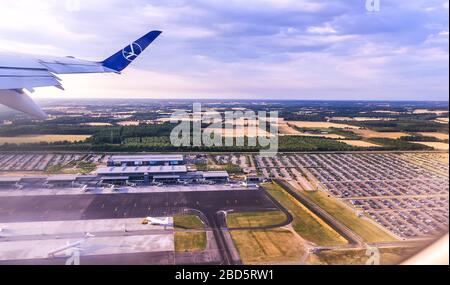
[307,23,338,34]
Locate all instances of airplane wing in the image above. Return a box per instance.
[0,30,162,119]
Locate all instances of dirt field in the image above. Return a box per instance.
[117,121,141,126]
[411,142,449,150]
[293,133,346,139]
[434,118,449,124]
[80,122,112,126]
[278,123,301,136]
[417,132,449,141]
[338,140,381,147]
[287,121,360,130]
[331,117,396,122]
[278,123,345,138]
[0,135,91,144]
[351,129,409,139]
[413,109,448,115]
[203,128,274,138]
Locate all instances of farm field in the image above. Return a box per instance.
[292,133,345,139]
[417,132,449,141]
[286,121,360,130]
[0,135,91,144]
[80,122,112,126]
[411,142,449,150]
[278,123,345,139]
[338,140,381,147]
[117,121,141,126]
[351,129,409,139]
[278,123,301,136]
[413,109,448,115]
[434,118,449,124]
[203,128,274,138]
[331,117,396,122]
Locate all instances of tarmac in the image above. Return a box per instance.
[0,189,280,265]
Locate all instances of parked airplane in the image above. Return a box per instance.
[0,30,162,119]
[142,217,171,227]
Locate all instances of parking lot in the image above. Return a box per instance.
[213,154,257,174]
[0,153,110,172]
[254,153,449,240]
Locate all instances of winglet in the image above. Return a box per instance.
[101,30,162,72]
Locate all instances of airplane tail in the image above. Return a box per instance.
[101,30,162,72]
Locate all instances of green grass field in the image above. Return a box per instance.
[173,215,207,252]
[174,232,207,253]
[173,215,205,230]
[307,247,421,265]
[263,183,347,246]
[227,211,287,228]
[230,229,306,265]
[303,191,397,243]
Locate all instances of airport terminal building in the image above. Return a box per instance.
[0,155,229,189]
[100,155,229,185]
[107,155,184,167]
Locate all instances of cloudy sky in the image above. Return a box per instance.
[0,0,449,101]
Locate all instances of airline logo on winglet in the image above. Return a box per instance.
[122,42,143,62]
